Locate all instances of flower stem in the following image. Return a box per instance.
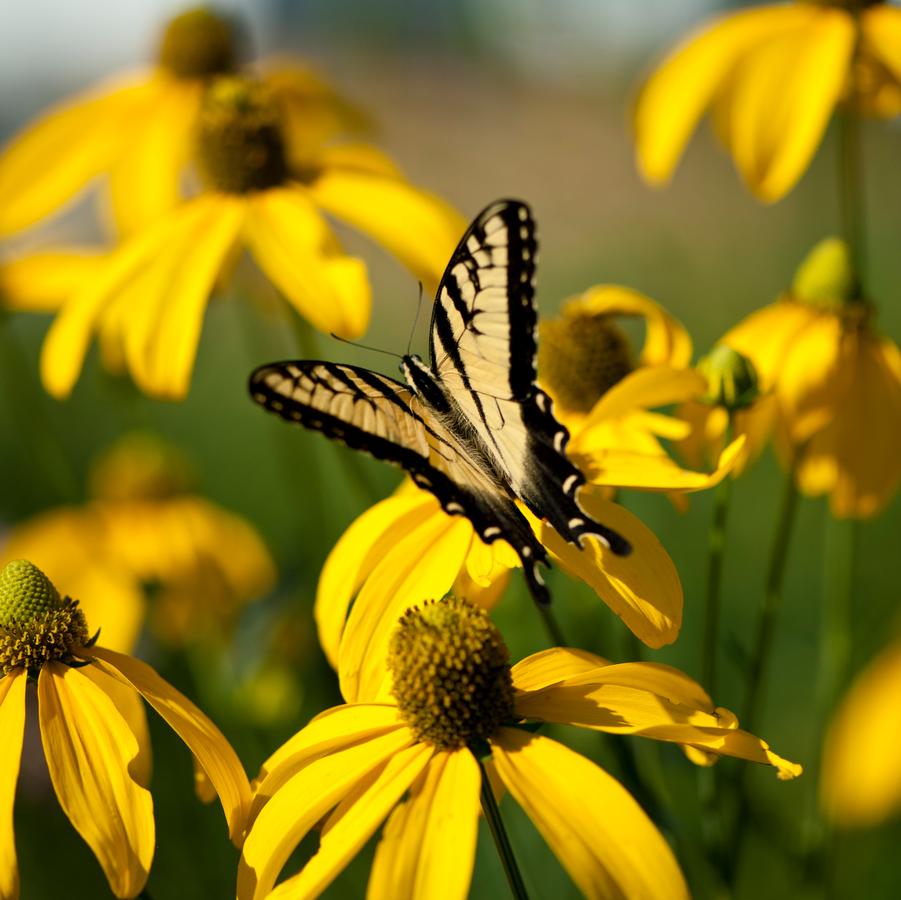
[478,757,530,900]
[702,469,733,696]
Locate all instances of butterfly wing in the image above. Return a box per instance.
[429,199,630,555]
[249,360,551,603]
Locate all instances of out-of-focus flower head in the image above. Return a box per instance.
[0,559,251,899]
[720,237,901,517]
[0,6,367,238]
[239,596,798,899]
[634,0,901,202]
[821,633,901,827]
[39,74,465,400]
[2,431,276,649]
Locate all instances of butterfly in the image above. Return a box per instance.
[249,199,630,606]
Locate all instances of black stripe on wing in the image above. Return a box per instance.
[248,360,553,604]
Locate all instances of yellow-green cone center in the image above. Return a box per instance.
[158,8,238,79]
[792,238,855,310]
[89,432,194,502]
[195,77,289,193]
[697,344,760,411]
[538,311,633,413]
[387,597,514,751]
[0,560,90,677]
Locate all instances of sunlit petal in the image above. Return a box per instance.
[38,664,154,898]
[510,647,610,693]
[0,250,106,313]
[491,729,689,900]
[0,672,26,900]
[367,749,480,900]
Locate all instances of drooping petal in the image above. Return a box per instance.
[237,727,418,900]
[310,168,466,291]
[513,661,801,779]
[84,647,251,845]
[453,533,516,612]
[634,4,815,186]
[510,646,610,693]
[252,704,407,823]
[315,490,438,668]
[269,742,434,900]
[338,513,473,703]
[573,435,746,493]
[0,250,106,313]
[860,5,901,85]
[568,285,693,368]
[491,729,689,900]
[122,194,244,399]
[528,491,682,648]
[38,663,154,899]
[0,672,26,900]
[109,79,201,236]
[821,639,901,826]
[245,187,370,339]
[367,748,480,900]
[0,73,158,237]
[724,8,855,202]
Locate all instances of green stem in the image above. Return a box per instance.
[702,471,733,696]
[478,757,530,900]
[741,463,800,734]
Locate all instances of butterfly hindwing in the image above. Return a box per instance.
[249,360,551,602]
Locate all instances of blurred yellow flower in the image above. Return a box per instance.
[821,635,901,827]
[0,559,250,899]
[722,239,901,518]
[0,250,106,313]
[2,432,276,648]
[0,7,364,238]
[39,76,464,400]
[635,1,901,202]
[239,597,798,900]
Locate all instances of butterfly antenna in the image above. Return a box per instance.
[406,281,425,356]
[329,333,402,360]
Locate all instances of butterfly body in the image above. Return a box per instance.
[250,200,630,607]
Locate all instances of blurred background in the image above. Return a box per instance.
[1,1,900,897]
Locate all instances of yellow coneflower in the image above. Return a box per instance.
[316,287,745,677]
[821,635,901,826]
[39,75,464,400]
[239,597,799,899]
[635,0,901,202]
[2,432,276,648]
[0,7,364,237]
[0,559,251,899]
[722,238,901,517]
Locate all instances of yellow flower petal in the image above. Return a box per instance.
[0,672,26,900]
[529,491,682,648]
[513,661,801,779]
[38,663,154,898]
[725,8,855,202]
[123,194,244,399]
[0,73,158,237]
[491,729,689,900]
[634,4,814,186]
[510,646,610,693]
[109,79,201,236]
[238,727,418,900]
[574,435,746,493]
[310,168,466,292]
[245,187,371,339]
[269,742,434,900]
[0,250,106,313]
[315,491,437,668]
[251,705,407,825]
[861,5,901,86]
[85,647,251,845]
[319,143,402,178]
[453,533,514,611]
[821,639,901,826]
[368,749,480,900]
[338,513,473,703]
[568,285,692,368]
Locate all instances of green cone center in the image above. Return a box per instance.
[158,8,238,79]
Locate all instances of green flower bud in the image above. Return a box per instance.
[697,344,760,411]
